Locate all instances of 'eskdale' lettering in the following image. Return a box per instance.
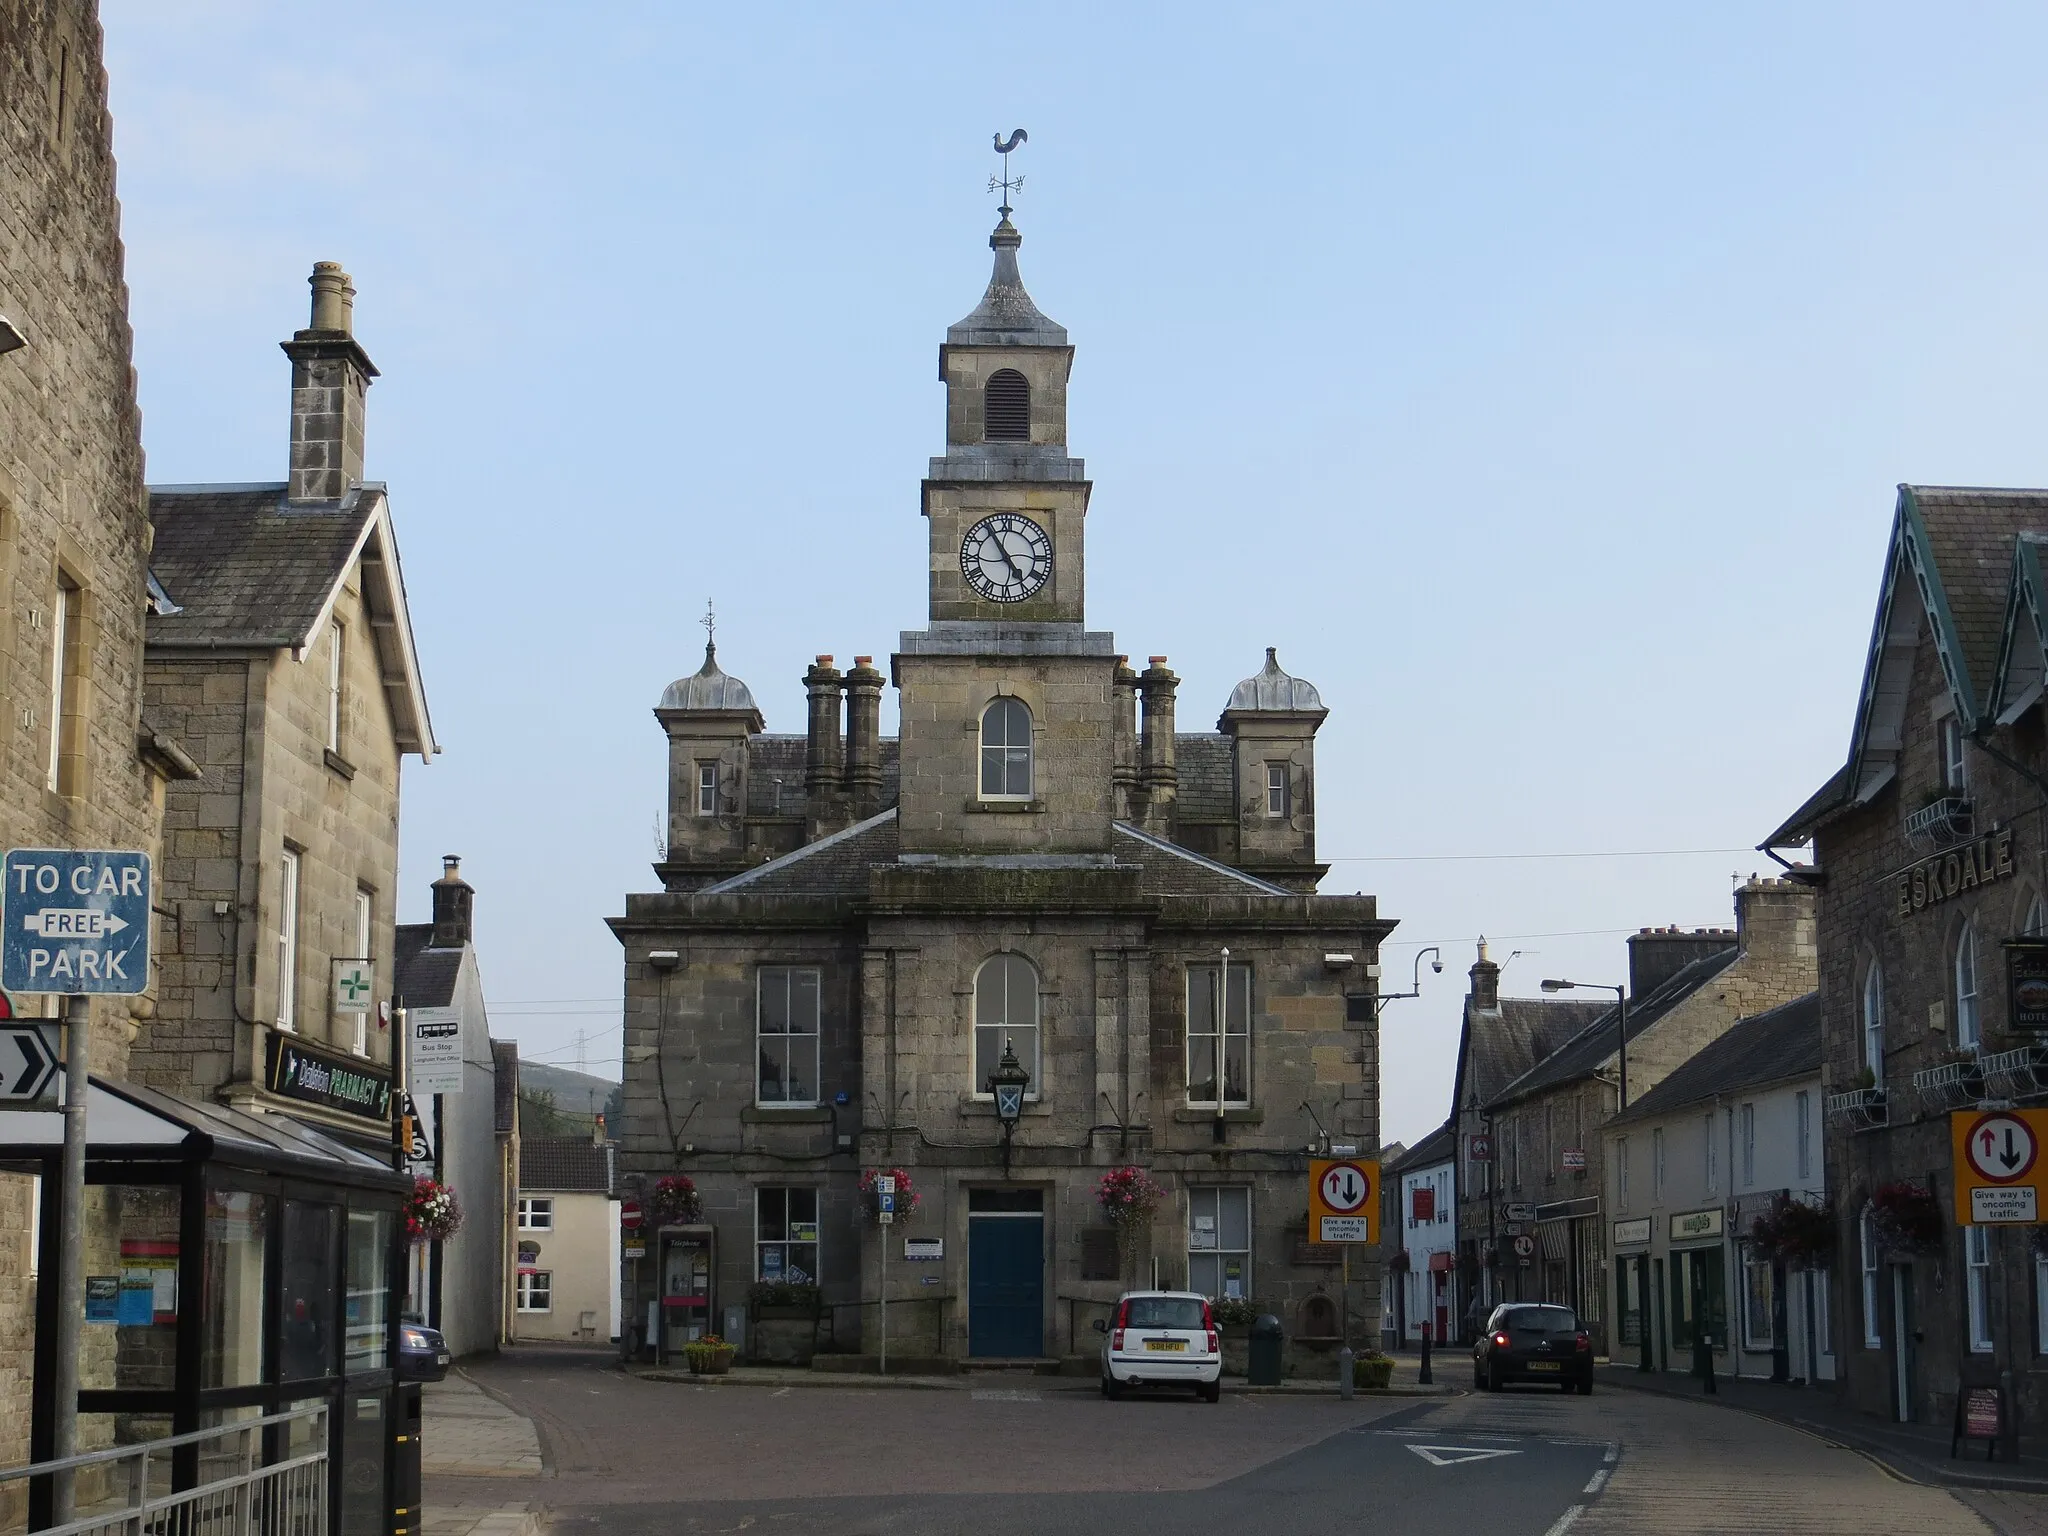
[1897,826,2017,918]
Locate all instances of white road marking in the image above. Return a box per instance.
[1406,1444,1524,1466]
[1541,1506,1583,1536]
[971,1388,1040,1402]
[772,1387,790,1397]
[1582,1468,1609,1495]
[1603,1442,1618,1463]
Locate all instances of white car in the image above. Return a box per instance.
[1096,1290,1222,1402]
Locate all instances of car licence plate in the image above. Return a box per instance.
[1145,1339,1187,1352]
[1528,1360,1561,1372]
[436,1353,450,1365]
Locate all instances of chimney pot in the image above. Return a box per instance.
[308,260,354,333]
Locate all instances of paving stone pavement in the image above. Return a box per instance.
[421,1369,548,1536]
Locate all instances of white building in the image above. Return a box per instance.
[1391,1123,1457,1344]
[1602,992,1833,1383]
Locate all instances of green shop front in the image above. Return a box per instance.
[1,1073,410,1535]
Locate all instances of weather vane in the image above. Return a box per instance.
[988,129,1028,218]
[701,599,716,653]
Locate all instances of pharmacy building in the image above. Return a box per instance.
[610,208,1391,1367]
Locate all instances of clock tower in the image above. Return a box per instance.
[895,209,1119,854]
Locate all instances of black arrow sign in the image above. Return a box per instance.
[2005,1128,2025,1172]
[0,1024,58,1105]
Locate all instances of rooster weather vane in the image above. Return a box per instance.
[988,129,1028,218]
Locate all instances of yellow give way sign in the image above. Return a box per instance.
[1309,1158,1380,1245]
[1951,1109,2048,1225]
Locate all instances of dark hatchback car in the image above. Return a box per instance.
[399,1322,452,1382]
[1472,1303,1592,1393]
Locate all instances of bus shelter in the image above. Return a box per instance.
[0,1075,409,1535]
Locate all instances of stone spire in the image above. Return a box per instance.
[947,216,1068,347]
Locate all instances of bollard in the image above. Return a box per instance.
[1695,1332,1717,1395]
[1418,1320,1433,1385]
[1338,1345,1355,1400]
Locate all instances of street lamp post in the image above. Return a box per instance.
[988,1037,1031,1179]
[1539,977,1628,1110]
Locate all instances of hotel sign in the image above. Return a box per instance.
[1896,827,2015,918]
[2007,940,2048,1032]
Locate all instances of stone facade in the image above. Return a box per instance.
[614,213,1391,1369]
[1764,487,2048,1430]
[134,268,436,1142]
[0,0,175,1483]
[1473,882,1817,1354]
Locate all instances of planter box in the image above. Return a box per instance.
[685,1348,735,1376]
[1219,1324,1251,1378]
[751,1315,818,1366]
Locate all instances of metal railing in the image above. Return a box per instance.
[0,1405,328,1536]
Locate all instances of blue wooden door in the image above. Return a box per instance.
[969,1217,1044,1357]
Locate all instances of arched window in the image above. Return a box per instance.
[983,368,1030,441]
[973,954,1040,1098]
[2026,892,2046,936]
[1861,964,1885,1084]
[980,697,1032,799]
[1955,919,1980,1050]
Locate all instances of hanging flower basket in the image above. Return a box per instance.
[650,1174,703,1227]
[1747,1194,1837,1271]
[405,1177,463,1244]
[859,1167,921,1223]
[1096,1165,1165,1228]
[1871,1181,1944,1256]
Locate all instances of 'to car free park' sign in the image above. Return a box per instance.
[2,849,151,995]
[1952,1108,2048,1224]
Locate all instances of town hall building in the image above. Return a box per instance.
[611,197,1391,1367]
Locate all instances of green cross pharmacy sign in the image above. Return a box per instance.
[332,959,374,1014]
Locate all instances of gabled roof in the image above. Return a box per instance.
[520,1137,614,1194]
[1609,992,1820,1127]
[699,808,900,896]
[1456,997,1610,1112]
[1111,822,1295,896]
[1764,485,2048,848]
[394,923,463,1010]
[147,482,436,758]
[1992,534,2048,725]
[1389,1120,1456,1174]
[1485,945,1739,1111]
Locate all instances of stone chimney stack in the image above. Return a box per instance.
[1734,875,1819,969]
[281,261,378,502]
[1627,924,1736,999]
[1469,937,1500,1013]
[843,656,885,815]
[804,656,845,800]
[430,855,473,949]
[1111,656,1140,822]
[1138,657,1179,832]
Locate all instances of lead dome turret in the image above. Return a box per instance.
[660,642,759,714]
[1224,648,1324,715]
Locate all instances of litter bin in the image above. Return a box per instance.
[1248,1314,1284,1386]
[393,1382,423,1536]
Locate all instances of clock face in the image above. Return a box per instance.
[960,514,1053,604]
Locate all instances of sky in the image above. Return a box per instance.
[97,2,2048,1148]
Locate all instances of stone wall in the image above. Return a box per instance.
[0,0,165,1484]
[1815,617,2048,1427]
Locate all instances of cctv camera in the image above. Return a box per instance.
[1431,959,1444,973]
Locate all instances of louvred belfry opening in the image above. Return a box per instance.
[983,369,1029,440]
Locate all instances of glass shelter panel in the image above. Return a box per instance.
[203,1187,272,1388]
[79,1184,181,1392]
[345,1208,394,1375]
[280,1201,339,1384]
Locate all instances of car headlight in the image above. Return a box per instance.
[402,1327,429,1349]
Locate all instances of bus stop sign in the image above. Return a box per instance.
[3,849,152,996]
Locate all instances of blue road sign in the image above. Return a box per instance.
[2,849,152,996]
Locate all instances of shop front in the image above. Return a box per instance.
[2,1075,409,1535]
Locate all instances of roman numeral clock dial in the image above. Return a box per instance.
[961,514,1053,603]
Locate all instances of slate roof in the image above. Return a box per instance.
[1459,997,1610,1111]
[1909,486,2048,713]
[700,809,901,896]
[742,736,900,817]
[1173,734,1235,821]
[1389,1120,1456,1174]
[1486,945,1740,1110]
[492,1040,520,1136]
[147,482,435,757]
[1111,823,1295,896]
[521,1137,614,1194]
[1609,992,1821,1127]
[393,924,462,1010]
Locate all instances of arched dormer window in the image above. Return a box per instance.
[973,954,1040,1098]
[1955,918,1980,1050]
[983,369,1030,441]
[1862,963,1885,1084]
[980,697,1032,799]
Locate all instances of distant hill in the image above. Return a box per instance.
[517,1061,622,1127]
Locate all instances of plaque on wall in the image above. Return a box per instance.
[2007,939,2048,1032]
